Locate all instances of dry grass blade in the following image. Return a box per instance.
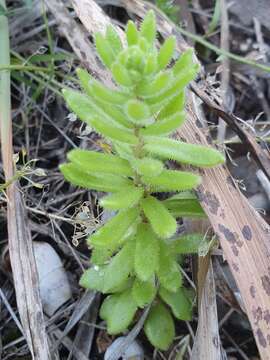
[0,1,50,359]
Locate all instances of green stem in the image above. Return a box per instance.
[0,64,52,72]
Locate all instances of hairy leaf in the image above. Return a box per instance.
[62,89,94,123]
[132,157,163,177]
[88,207,139,249]
[77,68,130,105]
[103,241,135,292]
[134,223,160,281]
[144,137,225,167]
[142,169,201,192]
[173,48,194,75]
[90,117,138,144]
[105,25,123,55]
[163,192,205,218]
[170,233,205,254]
[159,287,193,320]
[140,10,156,45]
[60,163,132,192]
[100,289,137,334]
[126,20,139,46]
[137,70,173,98]
[111,61,133,87]
[125,99,152,125]
[68,149,133,177]
[144,302,175,350]
[95,32,115,69]
[157,92,185,120]
[158,242,182,292]
[79,265,105,291]
[141,196,177,238]
[132,278,156,308]
[100,186,144,210]
[141,111,185,136]
[157,36,176,70]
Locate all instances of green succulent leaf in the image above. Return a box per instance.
[142,169,201,192]
[77,68,130,105]
[141,111,185,136]
[140,10,156,45]
[144,137,225,167]
[60,163,132,192]
[163,192,205,218]
[144,52,158,75]
[173,48,194,75]
[158,242,182,292]
[157,36,176,70]
[68,149,133,177]
[126,20,139,46]
[137,70,173,98]
[125,99,152,125]
[62,89,93,123]
[105,25,123,55]
[144,302,175,350]
[111,61,133,87]
[100,186,144,210]
[170,233,205,254]
[79,265,105,291]
[132,278,157,308]
[157,92,185,121]
[103,240,135,292]
[145,64,199,108]
[134,223,160,281]
[88,207,139,249]
[100,289,137,334]
[141,196,177,238]
[132,157,163,177]
[159,287,193,321]
[90,117,138,144]
[95,32,115,69]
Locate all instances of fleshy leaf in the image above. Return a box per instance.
[157,242,182,292]
[132,158,163,177]
[100,289,137,334]
[103,241,135,292]
[144,52,158,75]
[141,111,185,136]
[140,10,156,45]
[132,278,156,308]
[79,265,105,291]
[62,89,94,123]
[144,302,175,350]
[173,48,194,74]
[60,163,132,192]
[134,223,160,281]
[141,196,177,238]
[90,117,138,144]
[163,192,205,218]
[100,186,144,210]
[126,20,139,46]
[144,137,225,167]
[137,70,173,98]
[125,99,152,125]
[111,61,133,87]
[142,169,201,192]
[157,36,176,70]
[68,149,133,177]
[170,233,205,254]
[159,287,193,320]
[88,207,139,248]
[157,92,185,121]
[105,25,123,55]
[77,68,130,105]
[95,32,115,69]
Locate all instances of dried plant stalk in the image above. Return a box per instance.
[0,1,50,359]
